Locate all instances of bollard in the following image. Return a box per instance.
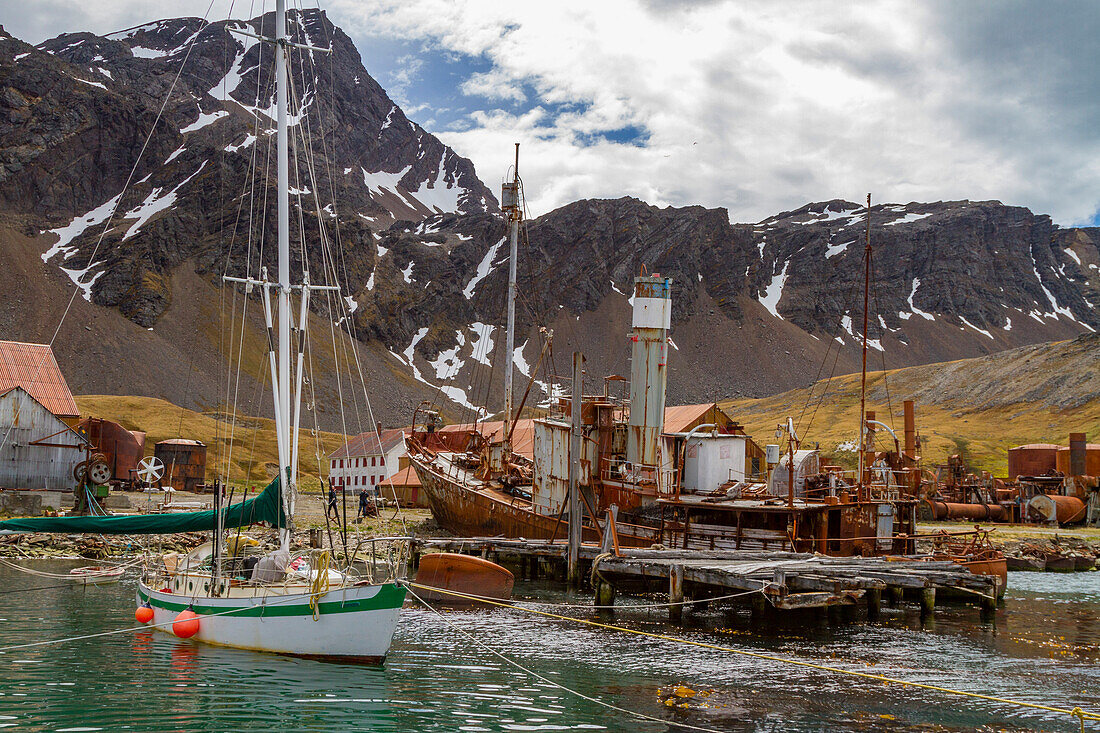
[309,528,322,548]
[669,564,685,623]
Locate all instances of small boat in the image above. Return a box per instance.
[1005,555,1046,571]
[68,565,124,585]
[413,552,514,606]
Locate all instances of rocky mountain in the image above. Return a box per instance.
[1,12,1098,428]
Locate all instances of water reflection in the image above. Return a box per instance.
[0,564,1096,731]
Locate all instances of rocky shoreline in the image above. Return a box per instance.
[2,523,1098,572]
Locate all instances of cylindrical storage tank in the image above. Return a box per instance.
[75,418,146,483]
[1007,444,1060,480]
[153,439,207,492]
[1055,443,1100,477]
[1027,493,1087,525]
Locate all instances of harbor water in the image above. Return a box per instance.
[0,562,1097,732]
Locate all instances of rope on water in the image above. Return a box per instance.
[404,583,725,733]
[0,555,146,580]
[400,580,1100,729]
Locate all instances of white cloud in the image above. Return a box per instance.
[328,0,1100,224]
[12,0,1100,225]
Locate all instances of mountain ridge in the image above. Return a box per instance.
[1,12,1098,426]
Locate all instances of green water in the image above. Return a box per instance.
[0,562,1097,732]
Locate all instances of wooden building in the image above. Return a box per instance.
[0,387,88,490]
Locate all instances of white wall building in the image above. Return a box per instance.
[328,429,405,494]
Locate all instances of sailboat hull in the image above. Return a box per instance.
[137,580,406,663]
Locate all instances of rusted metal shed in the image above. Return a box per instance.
[154,439,207,492]
[1007,444,1061,479]
[0,387,88,490]
[76,417,146,485]
[0,341,79,426]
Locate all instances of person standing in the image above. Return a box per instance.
[357,487,369,519]
[326,483,339,521]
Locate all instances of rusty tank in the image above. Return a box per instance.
[153,439,207,492]
[1006,443,1061,481]
[1027,493,1087,525]
[75,417,146,486]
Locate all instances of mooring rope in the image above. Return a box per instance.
[0,555,146,580]
[404,584,725,733]
[399,580,1098,731]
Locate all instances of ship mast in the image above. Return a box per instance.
[857,193,872,499]
[502,143,521,452]
[274,0,294,551]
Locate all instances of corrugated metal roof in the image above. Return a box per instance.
[1008,444,1062,450]
[662,403,718,434]
[440,419,536,459]
[387,465,421,488]
[157,438,205,446]
[0,340,79,418]
[329,428,407,459]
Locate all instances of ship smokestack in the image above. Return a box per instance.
[627,274,672,467]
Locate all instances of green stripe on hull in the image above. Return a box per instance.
[139,583,406,617]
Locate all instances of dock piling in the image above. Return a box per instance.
[669,564,684,622]
[920,588,936,618]
[867,588,881,620]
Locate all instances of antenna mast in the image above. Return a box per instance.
[502,144,521,452]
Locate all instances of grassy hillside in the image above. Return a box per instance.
[720,334,1100,476]
[75,395,349,492]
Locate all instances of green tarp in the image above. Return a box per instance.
[0,477,286,534]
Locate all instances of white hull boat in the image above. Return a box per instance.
[137,578,405,663]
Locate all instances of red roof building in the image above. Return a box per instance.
[328,428,407,494]
[0,340,79,423]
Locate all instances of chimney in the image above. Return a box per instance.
[1069,432,1087,477]
[626,273,672,467]
[376,421,383,437]
[903,400,916,459]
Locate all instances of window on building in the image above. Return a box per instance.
[371,475,376,485]
[371,456,376,467]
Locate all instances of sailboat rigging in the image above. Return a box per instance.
[0,0,409,663]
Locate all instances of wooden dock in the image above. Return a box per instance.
[411,537,1001,621]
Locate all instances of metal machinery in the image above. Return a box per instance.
[75,417,146,489]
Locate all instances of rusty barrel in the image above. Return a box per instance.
[1027,493,1087,525]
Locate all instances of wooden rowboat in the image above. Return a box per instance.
[413,552,514,606]
[69,565,125,585]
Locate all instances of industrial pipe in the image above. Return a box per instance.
[925,499,1007,522]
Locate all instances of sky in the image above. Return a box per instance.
[4,0,1099,225]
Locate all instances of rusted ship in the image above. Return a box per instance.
[407,180,936,562]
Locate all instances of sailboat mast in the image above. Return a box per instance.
[275,0,293,550]
[858,193,871,496]
[502,143,520,449]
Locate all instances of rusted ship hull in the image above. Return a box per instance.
[412,454,590,540]
[411,454,655,546]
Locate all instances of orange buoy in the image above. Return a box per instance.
[135,603,154,624]
[172,608,200,638]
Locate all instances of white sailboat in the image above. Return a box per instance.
[132,0,408,663]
